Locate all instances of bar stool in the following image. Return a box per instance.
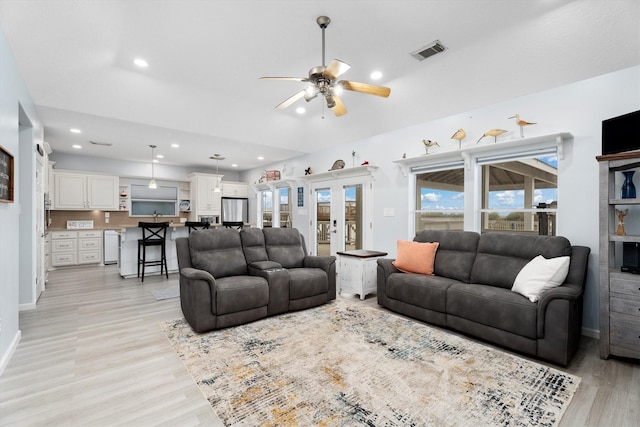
[185,221,210,233]
[223,221,244,230]
[137,222,169,282]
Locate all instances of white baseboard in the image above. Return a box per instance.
[19,302,36,311]
[581,327,600,339]
[0,330,22,377]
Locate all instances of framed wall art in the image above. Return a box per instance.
[0,145,15,203]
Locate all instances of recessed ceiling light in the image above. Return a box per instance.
[156,154,164,159]
[171,143,180,148]
[231,164,238,168]
[370,71,383,80]
[296,107,306,114]
[133,58,149,68]
[258,156,264,160]
[72,144,82,149]
[153,159,159,163]
[70,128,82,134]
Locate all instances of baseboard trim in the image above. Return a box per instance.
[581,327,599,339]
[0,330,22,377]
[19,302,36,311]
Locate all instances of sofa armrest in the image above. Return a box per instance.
[180,267,215,284]
[248,260,283,271]
[536,282,583,338]
[304,255,337,300]
[377,258,400,306]
[179,267,218,332]
[304,255,336,271]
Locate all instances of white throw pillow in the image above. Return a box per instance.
[511,255,571,303]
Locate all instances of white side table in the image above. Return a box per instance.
[337,250,388,300]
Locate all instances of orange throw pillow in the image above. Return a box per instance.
[392,240,439,275]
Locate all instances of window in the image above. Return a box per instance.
[130,184,177,216]
[414,167,464,232]
[279,187,291,227]
[407,134,565,237]
[261,190,272,227]
[479,154,558,235]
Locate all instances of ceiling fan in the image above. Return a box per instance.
[260,16,391,117]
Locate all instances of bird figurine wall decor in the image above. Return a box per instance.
[509,114,537,138]
[477,129,508,144]
[422,139,439,154]
[451,128,466,149]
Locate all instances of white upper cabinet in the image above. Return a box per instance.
[222,181,249,197]
[52,171,119,210]
[189,173,223,218]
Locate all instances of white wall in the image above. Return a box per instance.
[241,66,640,335]
[0,31,44,374]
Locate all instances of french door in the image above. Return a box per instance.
[310,177,373,256]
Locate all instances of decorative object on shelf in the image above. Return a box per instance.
[361,161,369,165]
[352,150,356,167]
[509,114,537,138]
[305,167,312,175]
[210,154,225,192]
[148,145,157,189]
[0,145,14,203]
[179,200,191,211]
[402,153,407,159]
[329,159,345,171]
[422,139,439,154]
[451,128,466,149]
[621,171,636,199]
[120,190,128,198]
[266,170,281,181]
[477,129,508,144]
[615,208,628,236]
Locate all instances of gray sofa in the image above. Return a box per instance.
[176,227,336,333]
[377,230,590,366]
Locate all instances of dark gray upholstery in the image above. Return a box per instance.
[176,227,336,333]
[377,231,590,366]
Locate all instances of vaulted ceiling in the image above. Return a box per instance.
[0,0,638,171]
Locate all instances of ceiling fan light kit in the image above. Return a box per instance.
[260,16,390,117]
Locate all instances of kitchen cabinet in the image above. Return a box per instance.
[50,230,103,267]
[188,173,223,220]
[222,181,249,197]
[52,171,119,210]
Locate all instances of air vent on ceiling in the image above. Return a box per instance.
[89,141,112,147]
[410,40,446,61]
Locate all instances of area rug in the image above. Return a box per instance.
[150,287,180,300]
[161,299,580,426]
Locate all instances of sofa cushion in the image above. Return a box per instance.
[447,282,537,339]
[392,240,439,275]
[471,233,572,289]
[386,273,456,313]
[215,275,269,315]
[263,228,306,268]
[189,229,248,278]
[414,230,480,283]
[512,255,570,302]
[240,228,269,264]
[288,268,328,299]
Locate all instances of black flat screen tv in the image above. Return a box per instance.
[602,110,640,155]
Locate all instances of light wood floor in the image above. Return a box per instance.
[1,265,638,426]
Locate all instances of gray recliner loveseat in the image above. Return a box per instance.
[176,227,336,333]
[377,230,590,366]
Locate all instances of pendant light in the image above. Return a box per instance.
[148,145,157,189]
[210,154,225,193]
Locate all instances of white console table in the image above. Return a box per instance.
[337,250,388,300]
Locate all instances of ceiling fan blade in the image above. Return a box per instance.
[259,77,308,81]
[275,90,306,109]
[341,80,391,98]
[323,59,351,80]
[331,95,347,117]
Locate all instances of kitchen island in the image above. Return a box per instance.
[118,224,189,278]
